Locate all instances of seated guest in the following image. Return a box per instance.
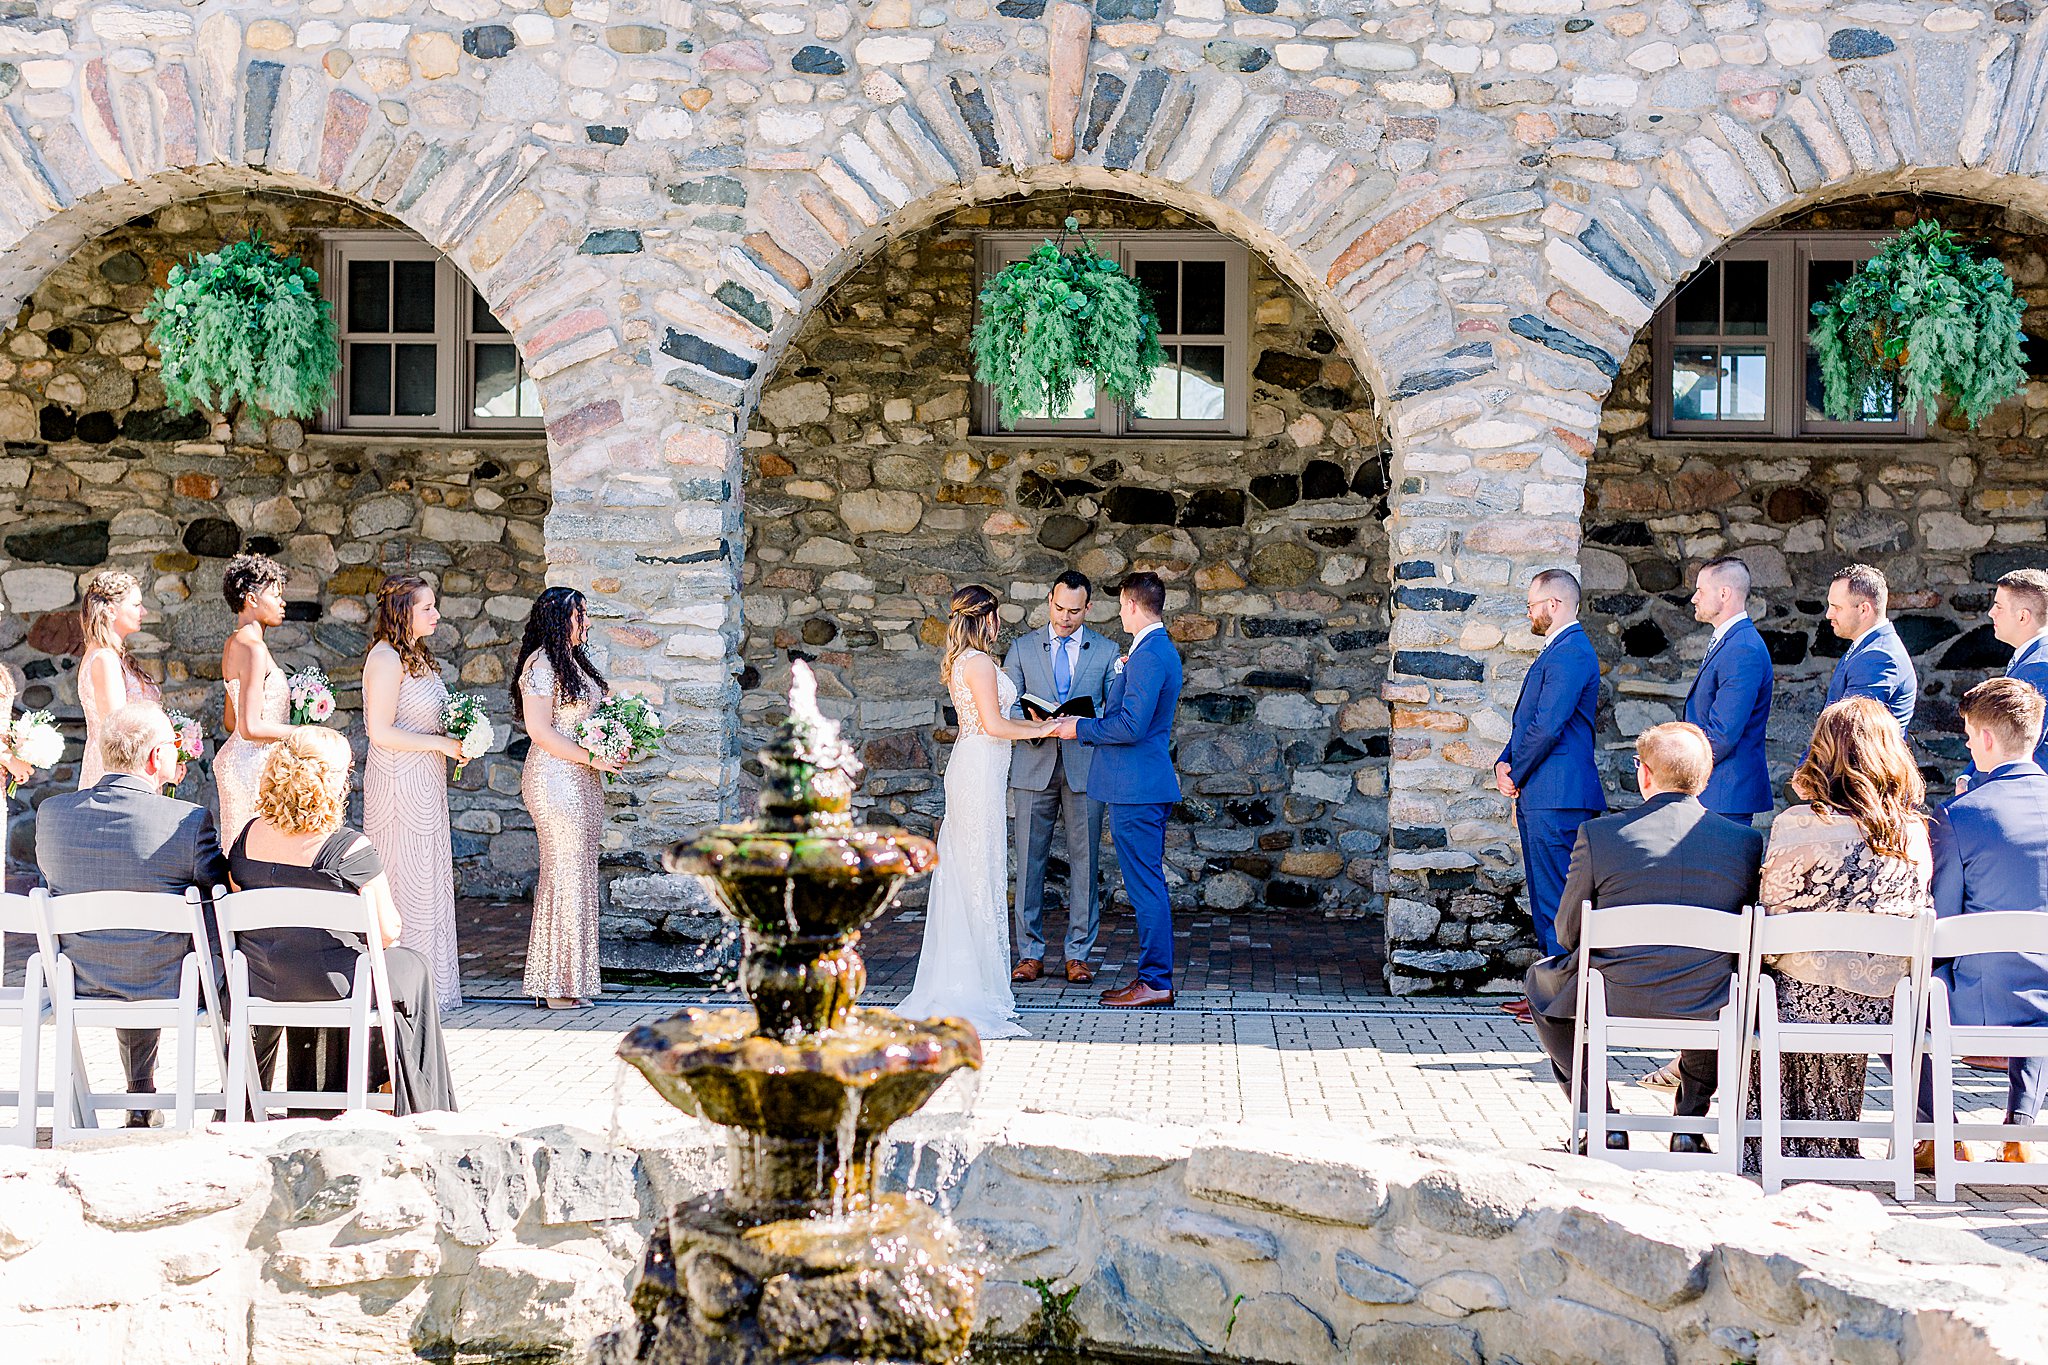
[36,702,228,1125]
[228,727,456,1116]
[1744,697,1932,1172]
[1926,677,2048,1163]
[1525,722,1763,1153]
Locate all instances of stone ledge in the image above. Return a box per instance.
[5,1111,2047,1362]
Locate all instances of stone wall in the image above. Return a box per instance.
[5,1113,2047,1363]
[0,191,550,897]
[742,193,1391,923]
[1582,195,2048,802]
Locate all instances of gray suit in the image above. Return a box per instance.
[36,773,229,1093]
[1523,792,1763,1120]
[1002,624,1114,963]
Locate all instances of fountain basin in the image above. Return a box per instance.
[667,826,936,943]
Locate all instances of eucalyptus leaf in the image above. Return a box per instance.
[141,231,341,421]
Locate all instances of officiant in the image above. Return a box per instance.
[1003,572,1116,984]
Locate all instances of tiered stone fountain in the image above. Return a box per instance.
[591,663,985,1365]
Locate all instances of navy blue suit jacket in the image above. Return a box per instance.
[1963,635,2048,783]
[1497,621,1605,811]
[1930,761,2048,1028]
[1685,616,1774,816]
[1826,620,1917,735]
[1077,627,1183,806]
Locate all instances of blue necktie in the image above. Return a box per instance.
[1053,636,1072,703]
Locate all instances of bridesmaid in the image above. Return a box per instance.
[77,570,162,788]
[363,575,464,1014]
[513,588,620,1009]
[217,553,294,846]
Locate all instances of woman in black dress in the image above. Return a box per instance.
[228,726,456,1115]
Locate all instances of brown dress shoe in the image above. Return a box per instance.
[1065,960,1094,984]
[1011,959,1043,983]
[1099,980,1174,1008]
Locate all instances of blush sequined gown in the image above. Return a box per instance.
[519,654,604,1002]
[365,642,461,1012]
[216,667,290,846]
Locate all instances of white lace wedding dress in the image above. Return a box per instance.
[895,650,1027,1040]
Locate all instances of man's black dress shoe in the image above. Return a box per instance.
[1573,1131,1629,1154]
[1669,1133,1712,1155]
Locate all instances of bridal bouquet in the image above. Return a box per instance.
[442,692,492,780]
[576,695,663,783]
[287,666,335,725]
[2,710,62,797]
[164,709,205,797]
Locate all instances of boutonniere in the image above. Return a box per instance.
[1113,654,1128,677]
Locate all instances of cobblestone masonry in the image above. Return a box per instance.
[5,0,2048,987]
[743,192,1391,925]
[0,191,551,897]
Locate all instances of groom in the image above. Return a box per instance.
[1052,572,1183,1008]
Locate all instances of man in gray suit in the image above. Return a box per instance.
[36,702,228,1123]
[1002,572,1115,983]
[1524,722,1763,1153]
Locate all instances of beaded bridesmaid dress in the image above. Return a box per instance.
[216,667,290,846]
[365,642,461,1012]
[77,649,161,789]
[519,655,604,1002]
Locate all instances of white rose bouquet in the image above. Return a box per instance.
[3,711,63,797]
[287,666,335,725]
[442,692,492,780]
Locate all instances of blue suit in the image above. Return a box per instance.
[1685,616,1774,819]
[1962,634,2048,785]
[1928,761,2048,1122]
[1498,621,1605,957]
[1825,620,1917,736]
[1077,627,1184,990]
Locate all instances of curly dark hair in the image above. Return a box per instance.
[374,575,437,678]
[513,587,607,729]
[222,553,287,613]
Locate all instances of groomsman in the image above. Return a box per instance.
[1496,569,1605,1003]
[1003,571,1114,984]
[1925,678,2048,1161]
[1960,568,2048,792]
[1823,563,1917,736]
[1683,556,1774,824]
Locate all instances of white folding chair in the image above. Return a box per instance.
[214,886,398,1121]
[1,891,52,1145]
[1926,912,2048,1201]
[1567,902,1757,1173]
[34,886,227,1142]
[1752,909,1933,1200]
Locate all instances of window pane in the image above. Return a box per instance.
[1673,264,1719,336]
[1722,259,1770,335]
[1724,346,1768,420]
[1181,260,1227,335]
[471,291,510,335]
[1003,371,1095,426]
[1179,344,1227,419]
[349,342,391,416]
[392,260,437,332]
[1135,259,1177,334]
[348,261,389,333]
[1135,346,1180,418]
[395,343,438,416]
[473,344,523,418]
[1671,345,1767,422]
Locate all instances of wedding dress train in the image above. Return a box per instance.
[895,649,1027,1040]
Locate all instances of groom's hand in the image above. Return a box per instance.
[1053,717,1080,740]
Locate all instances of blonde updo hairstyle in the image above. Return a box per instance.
[941,585,1001,687]
[80,569,143,676]
[255,726,352,837]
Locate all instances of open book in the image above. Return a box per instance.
[1019,693,1096,722]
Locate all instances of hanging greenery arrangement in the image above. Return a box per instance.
[972,217,1165,427]
[142,232,340,421]
[1808,218,2027,429]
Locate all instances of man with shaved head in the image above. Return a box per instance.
[1684,555,1774,824]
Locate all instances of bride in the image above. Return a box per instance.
[896,585,1058,1041]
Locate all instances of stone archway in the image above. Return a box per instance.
[739,188,1396,945]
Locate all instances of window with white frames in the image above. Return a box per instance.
[323,235,542,433]
[975,233,1248,436]
[1653,232,1925,439]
